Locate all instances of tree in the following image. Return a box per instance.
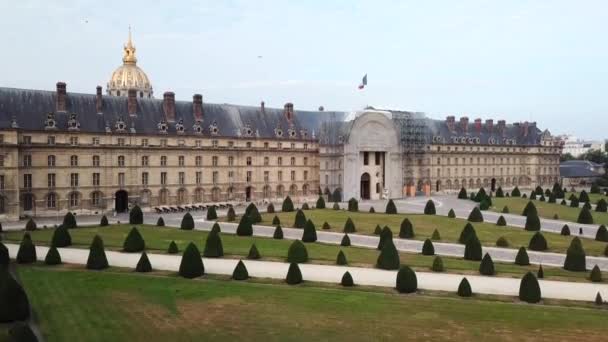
[135,252,152,272]
[179,242,204,278]
[515,247,530,266]
[244,203,261,223]
[496,236,509,247]
[385,199,397,214]
[431,229,441,240]
[479,199,490,210]
[448,208,456,218]
[432,256,444,272]
[496,216,507,226]
[285,263,303,285]
[511,186,521,197]
[590,265,602,282]
[287,240,308,263]
[524,211,541,231]
[369,206,375,213]
[302,219,317,243]
[519,272,541,303]
[596,199,608,212]
[336,250,348,265]
[44,246,62,265]
[100,215,109,227]
[376,240,400,270]
[348,198,359,212]
[474,187,487,203]
[399,218,414,238]
[25,218,36,231]
[341,234,351,247]
[596,292,603,306]
[396,266,417,293]
[478,253,495,276]
[167,241,179,254]
[579,190,590,203]
[16,234,36,264]
[424,200,436,215]
[226,207,236,221]
[373,225,382,235]
[51,225,72,248]
[464,235,482,261]
[341,271,354,287]
[8,322,37,342]
[123,227,145,252]
[247,244,261,259]
[282,196,295,212]
[316,196,326,209]
[377,226,393,250]
[0,243,8,268]
[548,193,556,203]
[203,230,224,257]
[86,235,108,270]
[591,184,601,194]
[467,207,483,222]
[272,216,281,225]
[421,239,434,256]
[210,222,221,234]
[457,278,472,297]
[63,212,77,228]
[528,232,548,251]
[273,225,284,239]
[156,217,165,227]
[577,207,594,224]
[459,223,477,244]
[322,222,331,230]
[561,224,571,236]
[343,217,356,233]
[570,197,580,208]
[496,187,504,197]
[302,203,310,211]
[236,214,253,236]
[266,203,275,214]
[293,209,307,228]
[129,205,143,225]
[180,212,194,230]
[0,268,30,322]
[537,264,544,279]
[596,225,608,242]
[232,260,249,280]
[564,237,586,272]
[458,187,468,199]
[522,201,537,217]
[333,202,340,210]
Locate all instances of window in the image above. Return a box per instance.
[212,140,218,148]
[47,173,55,188]
[118,155,125,167]
[117,138,125,146]
[196,172,202,184]
[93,173,100,186]
[47,193,56,208]
[325,174,329,185]
[142,156,149,166]
[290,157,296,166]
[303,157,308,166]
[0,155,3,167]
[23,136,32,144]
[178,156,185,167]
[179,172,185,185]
[363,152,369,165]
[246,142,252,148]
[22,155,31,167]
[141,139,148,147]
[161,156,167,166]
[228,156,234,166]
[47,155,56,167]
[246,171,252,182]
[70,136,78,145]
[212,156,218,166]
[246,157,252,166]
[178,140,185,147]
[195,156,202,166]
[304,143,308,150]
[228,171,234,181]
[47,136,55,145]
[69,192,79,207]
[70,173,79,187]
[291,143,295,149]
[161,172,167,185]
[278,142,282,149]
[264,171,269,182]
[160,139,168,147]
[70,155,78,166]
[0,175,4,190]
[278,157,283,166]
[264,142,269,149]
[264,157,269,166]
[118,172,125,186]
[291,171,296,181]
[196,140,202,148]
[92,137,100,145]
[92,192,101,206]
[92,155,100,167]
[212,171,219,184]
[142,172,149,186]
[228,141,234,148]
[278,171,283,181]
[304,171,308,180]
[0,134,3,144]
[23,174,32,188]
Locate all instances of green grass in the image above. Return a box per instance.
[1,225,598,283]
[566,191,608,204]
[492,196,608,226]
[256,209,608,256]
[16,266,608,341]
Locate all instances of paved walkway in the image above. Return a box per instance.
[6,244,607,302]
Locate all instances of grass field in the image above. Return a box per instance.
[566,191,608,204]
[257,209,608,256]
[1,225,598,283]
[14,266,608,341]
[491,197,608,226]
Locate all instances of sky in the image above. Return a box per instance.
[1,0,607,140]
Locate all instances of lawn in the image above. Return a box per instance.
[15,266,608,342]
[565,191,608,204]
[1,225,597,283]
[257,209,608,256]
[491,196,608,226]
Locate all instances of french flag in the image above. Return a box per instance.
[358,74,367,90]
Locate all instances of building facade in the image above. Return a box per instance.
[558,134,605,157]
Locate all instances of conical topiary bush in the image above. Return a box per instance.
[377,226,393,250]
[522,201,537,217]
[577,207,594,224]
[596,292,603,305]
[210,223,221,233]
[316,196,326,209]
[322,222,331,230]
[0,243,8,267]
[479,253,495,275]
[24,218,36,231]
[595,225,608,242]
[51,225,72,248]
[457,278,472,297]
[341,271,354,287]
[282,196,295,212]
[273,225,284,239]
[156,217,165,227]
[561,224,570,236]
[203,230,224,257]
[348,198,359,212]
[287,240,308,263]
[285,263,302,284]
[596,199,608,212]
[502,206,510,214]
[496,236,509,247]
[16,233,36,264]
[564,237,586,272]
[293,209,307,229]
[369,206,375,213]
[232,260,249,280]
[385,199,397,214]
[343,217,356,233]
[537,264,544,279]
[272,216,281,225]
[100,215,109,227]
[399,218,414,238]
[514,247,530,266]
[86,235,108,270]
[431,229,441,240]
[424,200,436,215]
[421,239,434,256]
[236,214,253,236]
[123,227,145,252]
[467,207,484,222]
[511,186,521,197]
[341,234,351,247]
[63,212,77,229]
[129,205,144,225]
[206,205,218,220]
[448,208,456,218]
[302,219,317,243]
[396,266,417,293]
[226,207,236,221]
[336,250,348,265]
[178,242,204,278]
[0,268,30,322]
[244,203,261,223]
[247,244,261,260]
[524,211,541,231]
[167,241,179,254]
[590,265,602,282]
[432,256,444,272]
[266,203,275,214]
[373,225,382,235]
[457,187,468,199]
[459,223,477,244]
[135,252,152,272]
[180,212,194,230]
[44,246,62,265]
[464,235,482,261]
[376,240,400,270]
[496,216,507,226]
[519,272,541,303]
[528,232,548,251]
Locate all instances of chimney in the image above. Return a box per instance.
[163,91,176,122]
[284,102,294,122]
[128,89,137,116]
[318,106,325,112]
[56,82,67,112]
[522,121,529,137]
[474,118,482,133]
[193,94,203,121]
[95,86,103,114]
[459,116,469,133]
[446,116,456,132]
[497,120,506,135]
[485,119,493,133]
[260,101,265,113]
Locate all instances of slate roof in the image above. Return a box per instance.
[560,160,605,178]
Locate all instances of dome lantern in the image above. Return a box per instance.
[107,27,153,98]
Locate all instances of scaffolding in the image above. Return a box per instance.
[393,111,429,194]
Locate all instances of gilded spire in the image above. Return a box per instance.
[123,26,137,64]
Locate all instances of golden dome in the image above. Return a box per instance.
[107,28,154,98]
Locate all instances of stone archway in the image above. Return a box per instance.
[360,173,371,200]
[115,190,129,213]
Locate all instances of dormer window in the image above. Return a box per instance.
[44,113,57,130]
[288,128,297,139]
[115,118,127,132]
[176,119,185,134]
[193,121,203,135]
[67,113,81,131]
[209,121,219,135]
[275,127,284,138]
[157,120,168,134]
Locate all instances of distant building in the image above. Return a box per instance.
[558,135,605,157]
[560,160,605,187]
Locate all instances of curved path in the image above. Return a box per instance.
[6,244,607,302]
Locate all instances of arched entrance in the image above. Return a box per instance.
[115,190,129,213]
[491,178,496,192]
[360,173,371,200]
[436,180,441,192]
[245,186,252,201]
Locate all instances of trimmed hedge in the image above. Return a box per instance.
[245,203,261,223]
[564,237,586,272]
[376,240,400,270]
[226,207,236,221]
[129,205,143,225]
[343,217,356,233]
[447,208,456,218]
[577,207,594,224]
[458,187,468,199]
[463,235,482,261]
[467,207,483,222]
[211,223,221,233]
[431,229,441,240]
[341,271,354,287]
[272,216,281,225]
[537,264,544,279]
[459,223,477,244]
[51,225,72,248]
[25,218,36,231]
[596,199,608,212]
[203,230,224,257]
[179,243,204,278]
[322,222,331,230]
[524,212,541,231]
[293,210,307,229]
[0,269,30,322]
[423,200,436,215]
[519,272,541,303]
[560,224,571,236]
[369,206,375,213]
[286,263,303,285]
[135,252,152,272]
[266,203,275,214]
[180,213,194,230]
[273,225,284,239]
[570,197,580,208]
[511,186,521,197]
[373,225,382,235]
[336,250,348,265]
[232,260,249,280]
[86,235,108,270]
[595,225,608,242]
[316,196,326,209]
[421,239,435,256]
[399,218,414,238]
[479,253,495,276]
[287,240,308,263]
[432,256,444,272]
[333,202,340,210]
[341,234,351,247]
[122,227,145,252]
[156,217,165,227]
[16,234,36,264]
[236,215,253,236]
[514,247,530,266]
[100,215,109,227]
[44,246,62,265]
[385,199,397,214]
[457,278,472,297]
[596,292,603,305]
[579,190,590,203]
[167,241,179,254]
[590,265,602,282]
[396,266,417,293]
[63,212,77,229]
[496,216,507,226]
[522,201,537,217]
[282,196,295,212]
[528,232,548,251]
[302,219,318,243]
[496,236,509,247]
[348,198,359,212]
[496,187,504,197]
[247,244,261,260]
[377,226,393,250]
